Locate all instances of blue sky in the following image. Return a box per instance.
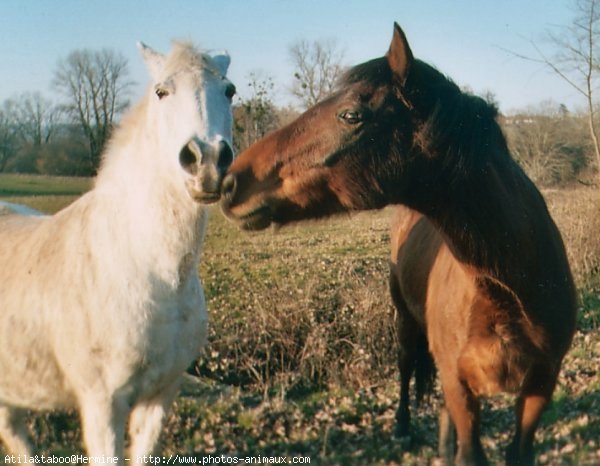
[0,0,580,113]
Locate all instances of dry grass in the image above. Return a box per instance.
[184,187,599,464]
[543,186,600,287]
[195,208,398,394]
[195,187,600,395]
[0,178,598,464]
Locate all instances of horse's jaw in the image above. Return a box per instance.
[221,202,273,231]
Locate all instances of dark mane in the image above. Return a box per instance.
[341,57,392,87]
[344,56,510,189]
[416,86,506,180]
[397,62,514,193]
[343,57,504,172]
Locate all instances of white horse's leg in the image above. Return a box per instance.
[79,393,129,466]
[128,380,181,462]
[0,406,34,457]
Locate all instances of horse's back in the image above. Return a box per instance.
[522,186,577,355]
[0,210,74,409]
[0,210,48,268]
[0,202,47,256]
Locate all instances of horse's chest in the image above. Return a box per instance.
[135,280,208,381]
[66,274,209,399]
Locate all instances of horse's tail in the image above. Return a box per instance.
[415,331,436,405]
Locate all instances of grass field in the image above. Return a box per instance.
[0,174,598,465]
[0,173,92,214]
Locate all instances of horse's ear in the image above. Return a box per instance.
[210,50,231,76]
[137,42,166,80]
[386,22,413,86]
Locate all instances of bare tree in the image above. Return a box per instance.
[524,0,600,183]
[53,48,133,172]
[233,72,279,152]
[504,101,590,185]
[10,92,61,147]
[0,101,19,172]
[289,39,345,108]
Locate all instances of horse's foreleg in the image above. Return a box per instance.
[439,374,488,466]
[0,406,34,457]
[390,272,417,438]
[79,393,129,466]
[396,350,414,438]
[438,406,456,464]
[128,381,180,462]
[505,365,557,466]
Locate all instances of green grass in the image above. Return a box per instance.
[0,173,92,213]
[0,173,92,198]
[0,175,598,465]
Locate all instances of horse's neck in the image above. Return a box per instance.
[92,138,206,277]
[421,158,543,276]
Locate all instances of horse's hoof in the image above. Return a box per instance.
[393,422,416,451]
[505,443,534,466]
[395,422,411,439]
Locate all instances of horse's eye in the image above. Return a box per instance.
[155,87,169,100]
[339,110,362,125]
[225,83,236,100]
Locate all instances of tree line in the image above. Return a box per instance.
[0,49,132,176]
[0,39,336,177]
[1,0,600,187]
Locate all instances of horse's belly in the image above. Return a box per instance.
[0,371,74,410]
[0,334,74,410]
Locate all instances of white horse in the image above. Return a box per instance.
[0,41,234,463]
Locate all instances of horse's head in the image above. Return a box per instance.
[139,42,235,204]
[220,23,425,229]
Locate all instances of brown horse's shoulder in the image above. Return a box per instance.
[456,274,566,397]
[389,205,422,261]
[391,214,447,319]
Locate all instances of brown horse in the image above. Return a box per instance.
[221,23,577,466]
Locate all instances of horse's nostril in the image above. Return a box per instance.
[217,141,234,172]
[221,173,237,199]
[179,143,199,174]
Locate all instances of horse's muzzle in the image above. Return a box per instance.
[181,138,234,204]
[220,173,274,230]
